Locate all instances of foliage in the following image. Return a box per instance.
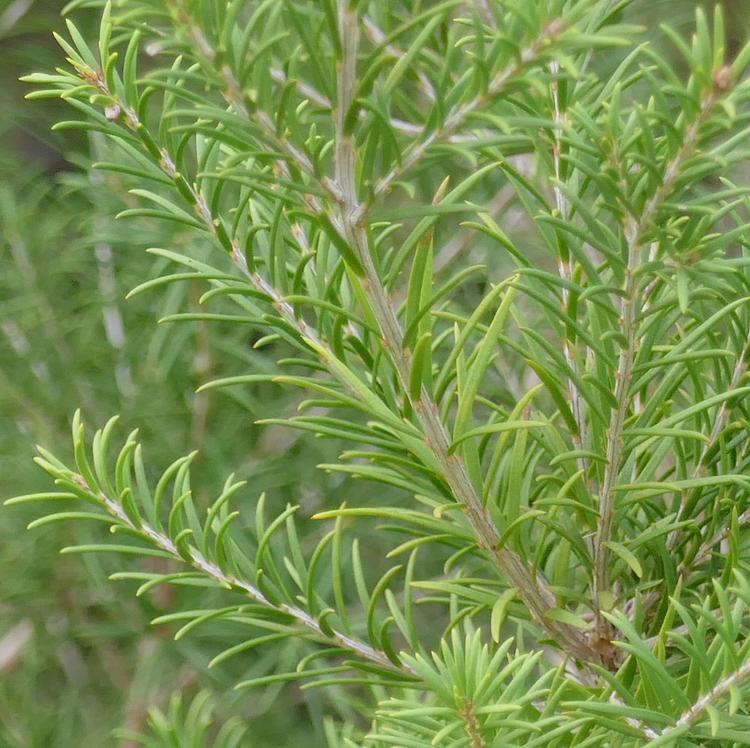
[1,4,348,745]
[7,0,750,744]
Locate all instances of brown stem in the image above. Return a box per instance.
[333,0,599,666]
[592,91,719,632]
[647,657,750,743]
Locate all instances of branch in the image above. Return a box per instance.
[269,61,501,146]
[70,473,413,677]
[675,326,750,532]
[166,0,344,207]
[361,15,437,102]
[333,0,601,667]
[459,698,488,748]
[433,184,516,275]
[95,242,135,399]
[591,90,720,632]
[637,348,750,612]
[359,18,565,219]
[83,71,426,469]
[646,657,750,743]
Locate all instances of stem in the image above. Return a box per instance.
[606,691,660,741]
[188,281,212,452]
[60,62,429,680]
[592,92,718,630]
[460,698,487,748]
[73,473,412,676]
[334,1,599,666]
[361,15,437,102]
[432,185,516,276]
[167,0,344,208]
[7,221,99,415]
[647,658,750,743]
[84,67,343,373]
[361,18,565,220]
[95,241,135,399]
[636,333,750,618]
[269,65,459,141]
[676,326,750,530]
[591,214,640,628]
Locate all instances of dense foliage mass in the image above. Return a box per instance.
[6,0,750,745]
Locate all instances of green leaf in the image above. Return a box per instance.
[605,541,644,578]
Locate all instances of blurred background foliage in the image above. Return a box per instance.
[1,1,749,746]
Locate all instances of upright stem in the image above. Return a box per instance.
[677,325,750,526]
[591,214,641,629]
[592,92,718,631]
[638,326,750,618]
[334,0,599,666]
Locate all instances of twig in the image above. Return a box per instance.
[0,619,33,674]
[95,241,136,399]
[6,223,99,415]
[645,657,750,743]
[656,331,750,590]
[361,15,436,102]
[272,65,485,143]
[459,698,487,748]
[360,19,565,219]
[433,184,516,276]
[74,473,413,676]
[166,0,344,208]
[672,325,750,538]
[592,91,719,632]
[549,59,588,475]
[188,281,212,452]
[333,0,600,666]
[471,0,495,28]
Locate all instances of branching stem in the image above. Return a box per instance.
[592,91,719,630]
[334,0,599,666]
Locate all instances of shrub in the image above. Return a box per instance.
[8,0,750,744]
